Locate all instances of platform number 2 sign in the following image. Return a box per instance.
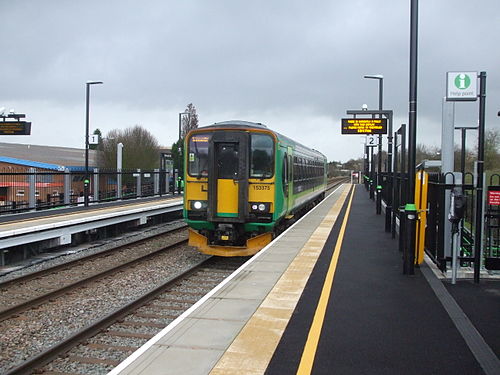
[367,135,378,146]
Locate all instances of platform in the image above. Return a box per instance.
[0,196,182,250]
[109,184,500,375]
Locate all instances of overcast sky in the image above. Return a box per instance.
[0,0,499,163]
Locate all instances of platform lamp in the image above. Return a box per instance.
[364,75,384,213]
[84,80,103,207]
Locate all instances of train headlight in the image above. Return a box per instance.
[190,200,207,210]
[249,202,270,213]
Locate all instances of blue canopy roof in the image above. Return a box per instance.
[0,156,65,171]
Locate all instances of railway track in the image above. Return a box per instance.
[0,225,188,322]
[0,226,210,374]
[6,256,246,375]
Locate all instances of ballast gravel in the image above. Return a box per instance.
[0,223,209,374]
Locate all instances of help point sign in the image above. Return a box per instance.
[446,72,477,101]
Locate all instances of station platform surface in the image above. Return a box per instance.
[0,195,182,264]
[110,184,500,375]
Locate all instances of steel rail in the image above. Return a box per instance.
[5,255,214,375]
[0,238,188,322]
[0,224,187,288]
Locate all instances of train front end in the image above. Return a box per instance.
[183,122,278,256]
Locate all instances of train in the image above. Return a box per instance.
[183,120,327,256]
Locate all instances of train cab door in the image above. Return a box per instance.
[207,132,249,222]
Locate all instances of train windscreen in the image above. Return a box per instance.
[250,133,274,178]
[188,133,211,177]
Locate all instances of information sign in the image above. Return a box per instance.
[446,72,477,101]
[341,118,387,135]
[488,190,500,206]
[0,121,31,135]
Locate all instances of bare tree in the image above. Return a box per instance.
[181,103,199,138]
[416,143,440,165]
[482,128,500,171]
[98,125,160,170]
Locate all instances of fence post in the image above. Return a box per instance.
[117,169,122,199]
[28,167,36,210]
[64,168,71,205]
[154,169,160,195]
[93,168,99,203]
[136,169,141,197]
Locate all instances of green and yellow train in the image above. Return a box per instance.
[183,121,327,256]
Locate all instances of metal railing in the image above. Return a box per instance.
[0,167,177,214]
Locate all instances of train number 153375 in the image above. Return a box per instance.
[252,185,271,191]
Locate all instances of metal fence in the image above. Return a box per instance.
[384,168,499,272]
[485,174,500,270]
[0,167,177,214]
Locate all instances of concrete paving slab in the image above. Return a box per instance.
[212,270,281,300]
[190,296,262,322]
[160,317,245,350]
[121,345,224,375]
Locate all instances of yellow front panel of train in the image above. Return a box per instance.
[217,179,239,216]
[249,180,275,213]
[185,180,208,209]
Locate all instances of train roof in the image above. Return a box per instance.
[198,120,268,130]
[193,120,326,161]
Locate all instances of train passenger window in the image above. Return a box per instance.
[250,134,274,178]
[217,143,239,179]
[188,133,211,177]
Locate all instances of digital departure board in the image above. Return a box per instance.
[0,121,31,135]
[341,118,387,135]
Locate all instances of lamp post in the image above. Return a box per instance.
[364,75,384,213]
[84,80,103,207]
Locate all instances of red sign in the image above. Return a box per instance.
[488,190,500,205]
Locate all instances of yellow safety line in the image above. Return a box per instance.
[296,185,355,375]
[209,185,351,375]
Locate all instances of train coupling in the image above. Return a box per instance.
[215,223,237,242]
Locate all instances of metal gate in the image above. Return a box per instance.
[485,175,500,270]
